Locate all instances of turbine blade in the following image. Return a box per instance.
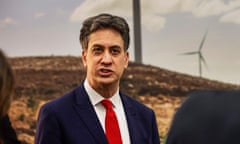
[200,54,208,69]
[198,29,208,51]
[179,51,199,55]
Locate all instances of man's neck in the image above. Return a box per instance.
[87,80,119,98]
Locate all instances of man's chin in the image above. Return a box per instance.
[98,78,117,86]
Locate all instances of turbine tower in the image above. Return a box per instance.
[133,0,142,63]
[181,29,208,77]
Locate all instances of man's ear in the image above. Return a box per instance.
[124,51,129,68]
[82,50,87,67]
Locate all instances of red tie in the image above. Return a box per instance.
[101,99,122,144]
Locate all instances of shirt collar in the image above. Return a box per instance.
[84,80,121,108]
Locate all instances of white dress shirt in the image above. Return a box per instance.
[84,80,130,144]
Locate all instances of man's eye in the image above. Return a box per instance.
[93,47,103,53]
[111,49,121,55]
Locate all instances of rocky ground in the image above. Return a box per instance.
[8,56,240,144]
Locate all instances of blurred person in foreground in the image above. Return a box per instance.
[166,90,240,144]
[35,13,160,144]
[0,49,21,144]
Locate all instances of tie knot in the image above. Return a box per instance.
[101,99,113,110]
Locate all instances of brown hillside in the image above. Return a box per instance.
[8,56,240,144]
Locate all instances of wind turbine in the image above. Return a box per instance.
[133,0,142,63]
[181,29,208,77]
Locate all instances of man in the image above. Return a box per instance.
[35,13,160,144]
[166,90,240,144]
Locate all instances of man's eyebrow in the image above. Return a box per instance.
[110,45,121,49]
[91,44,121,48]
[91,44,103,48]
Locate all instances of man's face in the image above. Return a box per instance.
[82,28,129,89]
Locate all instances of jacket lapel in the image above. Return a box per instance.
[120,93,139,143]
[73,84,108,144]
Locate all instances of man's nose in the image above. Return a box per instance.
[101,52,112,64]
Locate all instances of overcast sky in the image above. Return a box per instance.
[1,0,240,85]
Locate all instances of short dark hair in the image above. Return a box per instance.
[80,13,130,51]
[0,49,15,118]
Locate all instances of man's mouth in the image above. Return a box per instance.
[99,68,113,76]
[101,69,111,72]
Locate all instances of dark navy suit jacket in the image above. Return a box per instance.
[35,83,160,144]
[166,90,240,144]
